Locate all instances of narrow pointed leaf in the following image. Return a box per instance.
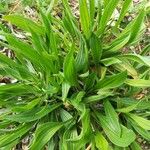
[95,71,127,90]
[79,0,91,39]
[90,33,102,65]
[128,113,150,130]
[95,132,109,150]
[126,79,150,87]
[30,122,63,150]
[97,0,119,36]
[128,10,146,43]
[6,103,62,123]
[64,49,77,86]
[3,15,44,34]
[0,123,33,147]
[115,0,132,27]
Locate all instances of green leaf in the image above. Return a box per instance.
[60,109,73,122]
[140,44,150,55]
[128,9,146,44]
[79,0,91,39]
[6,103,62,123]
[84,72,96,91]
[130,141,142,150]
[0,123,33,148]
[95,132,109,150]
[117,54,150,67]
[101,57,121,66]
[115,0,132,27]
[5,34,42,67]
[95,111,136,147]
[105,35,130,53]
[12,98,41,112]
[84,91,113,103]
[62,82,70,102]
[0,83,37,100]
[97,0,119,36]
[62,0,80,38]
[64,49,77,86]
[128,113,150,130]
[95,71,127,90]
[126,79,150,87]
[90,33,102,65]
[116,101,140,113]
[30,122,63,150]
[1,139,19,150]
[3,15,44,35]
[113,98,150,110]
[132,124,150,141]
[113,60,138,79]
[89,0,95,26]
[107,125,136,147]
[75,40,88,72]
[68,109,92,149]
[104,101,121,135]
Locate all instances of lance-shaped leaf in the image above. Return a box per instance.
[30,122,63,150]
[115,0,132,27]
[64,49,77,86]
[117,54,150,67]
[131,141,142,150]
[126,79,150,87]
[76,40,88,72]
[104,101,121,135]
[90,33,102,65]
[5,103,62,123]
[95,71,127,90]
[0,123,33,148]
[95,132,109,150]
[127,113,150,130]
[79,0,91,39]
[97,0,119,36]
[129,120,150,141]
[95,108,136,147]
[3,15,44,35]
[128,9,146,44]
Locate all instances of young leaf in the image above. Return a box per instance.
[140,44,150,55]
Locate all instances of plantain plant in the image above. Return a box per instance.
[0,0,150,149]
